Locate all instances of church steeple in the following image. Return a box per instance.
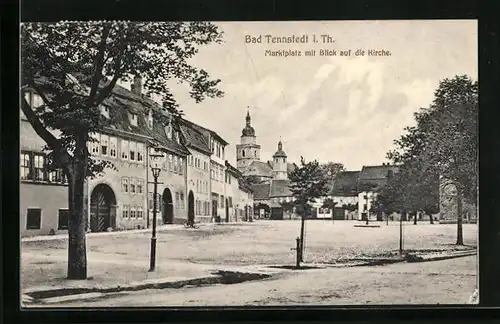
[272,138,288,180]
[237,107,261,171]
[246,110,251,125]
[241,108,255,137]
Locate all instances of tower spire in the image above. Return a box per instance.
[246,108,251,125]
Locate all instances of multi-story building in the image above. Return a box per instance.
[180,119,213,223]
[20,75,193,236]
[225,161,243,222]
[20,89,70,237]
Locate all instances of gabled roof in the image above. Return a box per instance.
[179,119,212,155]
[244,161,273,178]
[250,183,271,200]
[331,171,360,196]
[181,118,229,146]
[104,83,189,156]
[357,165,399,192]
[269,179,293,197]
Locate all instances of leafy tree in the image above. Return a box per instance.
[288,157,329,262]
[21,22,224,279]
[387,75,477,244]
[242,175,264,187]
[320,162,345,180]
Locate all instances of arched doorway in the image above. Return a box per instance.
[225,198,229,222]
[162,188,174,224]
[188,191,195,224]
[90,183,117,232]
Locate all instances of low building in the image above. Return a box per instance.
[357,164,398,221]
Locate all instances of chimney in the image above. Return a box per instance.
[132,75,142,95]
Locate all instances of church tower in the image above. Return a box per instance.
[236,110,261,171]
[272,140,288,180]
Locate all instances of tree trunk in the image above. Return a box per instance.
[428,212,434,224]
[456,192,464,245]
[299,208,306,262]
[413,211,418,225]
[67,158,88,279]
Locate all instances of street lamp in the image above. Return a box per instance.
[149,149,164,272]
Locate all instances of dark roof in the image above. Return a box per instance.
[244,161,273,177]
[179,119,212,155]
[225,161,242,177]
[272,141,287,158]
[358,165,399,192]
[181,118,229,147]
[250,183,271,200]
[331,171,360,196]
[269,179,293,197]
[106,83,189,156]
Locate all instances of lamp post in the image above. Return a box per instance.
[149,150,163,272]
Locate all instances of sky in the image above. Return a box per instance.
[153,20,477,171]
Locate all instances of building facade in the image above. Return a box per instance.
[180,119,213,223]
[20,89,70,236]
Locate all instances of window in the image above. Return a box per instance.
[179,159,184,175]
[165,122,172,139]
[130,206,137,218]
[122,177,129,193]
[100,105,110,118]
[222,147,225,159]
[168,154,173,171]
[180,192,185,210]
[110,136,117,158]
[26,208,41,230]
[137,179,143,194]
[122,205,129,218]
[100,134,109,156]
[20,151,67,184]
[228,197,233,208]
[90,133,100,155]
[174,156,179,173]
[33,153,45,181]
[137,206,144,219]
[48,169,65,183]
[20,152,31,180]
[175,192,180,209]
[129,141,137,161]
[221,195,225,208]
[196,180,199,193]
[363,204,367,211]
[130,179,136,193]
[148,193,154,211]
[121,140,129,160]
[58,209,69,230]
[148,110,153,129]
[204,161,207,171]
[129,113,138,127]
[137,143,144,163]
[254,150,257,157]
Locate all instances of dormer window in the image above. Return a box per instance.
[148,110,153,129]
[129,113,138,127]
[165,122,172,139]
[100,105,110,119]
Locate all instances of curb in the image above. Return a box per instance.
[23,270,271,304]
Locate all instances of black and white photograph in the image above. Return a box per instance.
[20,20,478,307]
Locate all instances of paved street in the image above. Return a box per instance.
[36,255,477,307]
[21,220,477,305]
